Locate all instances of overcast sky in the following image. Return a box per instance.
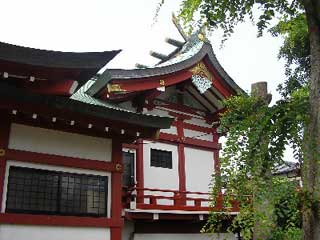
[0,0,294,160]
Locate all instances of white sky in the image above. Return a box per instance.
[0,0,293,160]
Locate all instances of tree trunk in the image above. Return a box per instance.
[302,1,320,239]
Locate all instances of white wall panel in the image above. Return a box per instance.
[9,124,112,161]
[160,125,177,135]
[183,129,213,142]
[0,225,110,240]
[184,117,212,128]
[143,141,179,205]
[184,147,214,207]
[134,233,236,240]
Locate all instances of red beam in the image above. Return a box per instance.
[28,80,78,96]
[181,122,212,134]
[184,137,221,150]
[153,98,206,116]
[0,213,121,227]
[122,143,139,150]
[126,212,204,221]
[111,70,192,92]
[158,133,221,150]
[136,203,211,212]
[5,149,120,172]
[203,59,235,98]
[1,101,153,139]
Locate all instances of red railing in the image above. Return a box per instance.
[122,187,240,212]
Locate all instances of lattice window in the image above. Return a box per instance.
[6,166,108,217]
[150,149,172,169]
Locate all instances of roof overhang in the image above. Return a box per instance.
[0,82,173,140]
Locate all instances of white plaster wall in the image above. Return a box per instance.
[184,147,214,207]
[1,160,112,217]
[144,108,171,118]
[134,233,236,240]
[122,220,135,240]
[160,125,177,135]
[184,117,212,128]
[9,124,112,161]
[184,129,213,142]
[143,141,179,205]
[0,225,110,240]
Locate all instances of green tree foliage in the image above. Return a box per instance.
[156,0,319,238]
[178,0,301,40]
[270,14,310,97]
[204,87,308,239]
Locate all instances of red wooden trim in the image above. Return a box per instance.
[153,98,207,116]
[214,150,220,176]
[110,70,192,92]
[5,149,119,172]
[184,137,221,150]
[177,121,186,196]
[111,227,122,240]
[203,59,234,97]
[136,203,211,212]
[182,122,212,134]
[136,139,144,202]
[157,133,221,150]
[111,139,123,223]
[28,79,77,96]
[133,187,209,195]
[0,213,121,227]
[0,111,10,209]
[158,133,180,143]
[169,112,192,121]
[2,102,152,139]
[122,143,138,150]
[126,212,206,221]
[12,117,132,142]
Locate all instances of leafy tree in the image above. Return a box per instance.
[176,1,320,239]
[270,13,310,98]
[210,87,308,239]
[157,0,320,239]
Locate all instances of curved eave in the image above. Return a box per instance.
[0,41,121,70]
[86,43,244,97]
[0,82,172,130]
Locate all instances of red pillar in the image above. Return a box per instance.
[0,110,10,209]
[136,139,144,203]
[111,139,123,240]
[177,121,186,205]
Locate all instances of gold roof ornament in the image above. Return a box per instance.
[107,84,126,93]
[197,25,209,43]
[189,62,213,81]
[189,62,213,94]
[159,79,165,86]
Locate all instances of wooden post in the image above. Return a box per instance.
[251,82,273,240]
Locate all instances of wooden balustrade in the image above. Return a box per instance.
[122,186,241,212]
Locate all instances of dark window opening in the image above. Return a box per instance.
[6,166,108,217]
[150,149,172,169]
[122,152,135,187]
